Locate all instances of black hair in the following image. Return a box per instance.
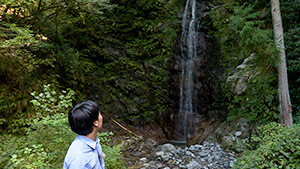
[68,100,100,135]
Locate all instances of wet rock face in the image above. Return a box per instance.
[226,54,258,95]
[162,0,223,141]
[174,4,220,115]
[121,137,236,169]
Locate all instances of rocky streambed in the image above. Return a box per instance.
[120,137,237,169]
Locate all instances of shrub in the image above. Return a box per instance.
[211,2,280,123]
[30,84,75,117]
[0,114,125,169]
[225,73,279,123]
[294,110,300,124]
[0,112,73,168]
[102,144,126,169]
[0,86,125,169]
[234,122,300,168]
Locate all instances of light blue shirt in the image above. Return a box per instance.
[63,135,105,169]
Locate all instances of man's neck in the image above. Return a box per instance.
[85,131,97,141]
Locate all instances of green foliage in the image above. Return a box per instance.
[0,114,125,169]
[102,144,126,169]
[91,0,180,122]
[0,113,72,169]
[0,22,39,86]
[226,72,279,123]
[0,23,38,48]
[211,1,280,122]
[0,0,181,126]
[0,87,125,169]
[211,2,280,69]
[280,0,300,31]
[0,22,47,132]
[99,131,115,144]
[234,122,300,168]
[281,0,300,119]
[293,111,300,124]
[30,84,75,117]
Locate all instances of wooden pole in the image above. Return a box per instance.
[101,110,144,141]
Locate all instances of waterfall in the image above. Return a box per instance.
[175,0,199,141]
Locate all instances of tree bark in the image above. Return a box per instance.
[270,0,293,126]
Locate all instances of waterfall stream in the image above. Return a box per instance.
[175,0,200,141]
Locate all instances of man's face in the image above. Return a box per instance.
[97,111,103,131]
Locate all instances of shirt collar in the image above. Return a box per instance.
[77,135,100,150]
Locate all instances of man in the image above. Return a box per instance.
[63,100,105,169]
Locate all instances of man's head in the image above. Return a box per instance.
[68,100,102,135]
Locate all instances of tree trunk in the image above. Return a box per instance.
[270,0,293,126]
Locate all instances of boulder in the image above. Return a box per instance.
[162,143,176,153]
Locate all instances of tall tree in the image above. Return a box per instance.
[270,0,293,126]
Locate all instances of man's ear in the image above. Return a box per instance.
[94,120,99,127]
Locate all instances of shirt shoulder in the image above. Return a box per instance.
[64,136,102,169]
[63,155,94,169]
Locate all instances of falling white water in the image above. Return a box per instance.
[176,0,198,141]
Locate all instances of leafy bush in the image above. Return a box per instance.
[293,110,300,124]
[30,84,75,117]
[234,122,300,168]
[0,0,181,125]
[225,73,279,123]
[211,2,279,69]
[0,23,40,131]
[92,0,180,122]
[0,114,125,169]
[0,22,59,132]
[280,0,300,124]
[0,86,125,169]
[211,1,282,123]
[0,113,71,169]
[102,144,126,169]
